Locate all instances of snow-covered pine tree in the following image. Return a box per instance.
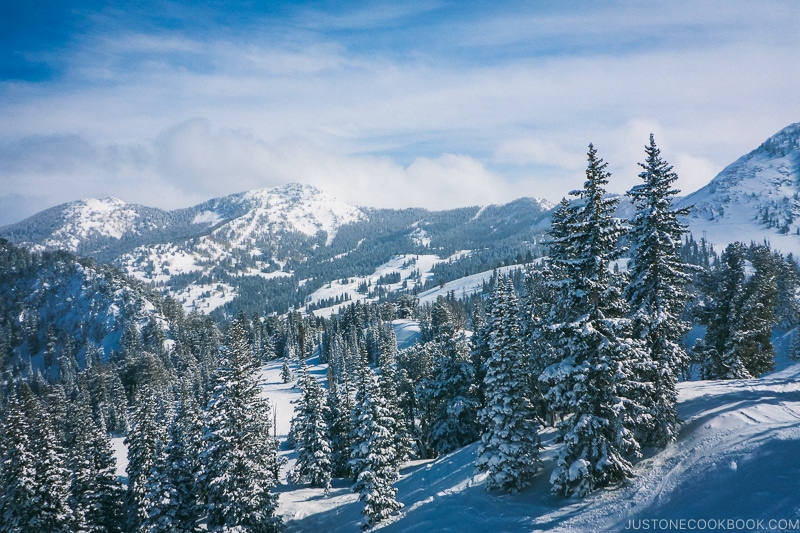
[281,357,293,384]
[0,383,73,533]
[65,388,125,533]
[417,299,480,456]
[625,134,692,447]
[542,144,644,497]
[736,245,778,377]
[201,318,283,533]
[125,384,170,531]
[520,265,563,424]
[790,327,800,361]
[475,274,542,492]
[697,243,778,379]
[288,364,333,493]
[377,362,413,464]
[144,384,204,533]
[325,376,355,478]
[349,357,403,530]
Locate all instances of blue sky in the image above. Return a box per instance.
[1,1,798,225]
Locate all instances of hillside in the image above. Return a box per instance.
[679,122,800,255]
[265,351,800,532]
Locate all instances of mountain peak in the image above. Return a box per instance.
[680,122,800,255]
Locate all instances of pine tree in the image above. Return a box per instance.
[65,388,125,533]
[349,359,403,530]
[475,275,542,492]
[281,358,293,384]
[126,385,170,531]
[143,384,204,533]
[418,299,480,456]
[697,243,778,379]
[625,134,692,447]
[0,384,73,532]
[201,319,283,533]
[326,377,356,478]
[542,144,644,497]
[288,364,333,493]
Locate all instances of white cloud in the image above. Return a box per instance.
[1,2,799,223]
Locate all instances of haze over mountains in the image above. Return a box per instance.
[2,122,800,318]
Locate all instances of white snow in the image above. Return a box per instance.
[417,264,521,305]
[110,436,128,480]
[264,351,800,532]
[304,252,478,318]
[231,184,366,246]
[42,198,141,252]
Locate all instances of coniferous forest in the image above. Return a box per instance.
[2,138,800,531]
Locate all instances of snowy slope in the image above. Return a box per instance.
[304,252,475,318]
[211,183,366,247]
[264,355,800,532]
[681,122,800,255]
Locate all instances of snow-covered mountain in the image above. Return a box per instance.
[208,184,366,247]
[0,240,180,374]
[680,122,800,255]
[0,184,553,317]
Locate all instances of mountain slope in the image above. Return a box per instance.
[268,354,800,532]
[681,122,800,255]
[0,239,182,372]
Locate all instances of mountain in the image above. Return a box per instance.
[0,240,182,378]
[680,122,800,255]
[0,184,553,318]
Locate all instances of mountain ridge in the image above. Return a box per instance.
[4,122,800,317]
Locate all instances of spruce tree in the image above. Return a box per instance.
[288,364,333,493]
[326,377,355,478]
[0,384,73,532]
[696,243,778,379]
[144,385,204,533]
[201,319,282,533]
[65,388,124,533]
[625,134,692,447]
[126,385,170,531]
[349,359,403,530]
[418,299,480,456]
[542,144,644,497]
[475,275,542,492]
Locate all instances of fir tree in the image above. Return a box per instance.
[201,319,283,533]
[542,144,644,497]
[326,377,356,478]
[144,385,204,533]
[625,134,692,447]
[125,385,170,531]
[65,388,124,533]
[349,359,403,529]
[475,275,542,492]
[281,358,293,384]
[288,364,333,493]
[418,299,480,456]
[697,243,778,379]
[0,384,73,532]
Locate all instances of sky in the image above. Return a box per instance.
[0,1,798,226]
